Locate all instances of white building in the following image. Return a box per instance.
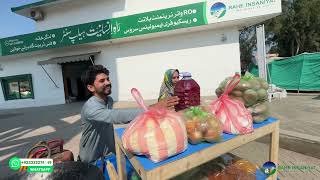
[0,0,281,109]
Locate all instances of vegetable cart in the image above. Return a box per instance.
[114,117,279,180]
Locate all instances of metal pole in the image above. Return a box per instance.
[256,24,267,81]
[89,56,94,65]
[40,65,59,88]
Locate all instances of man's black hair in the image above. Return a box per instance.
[81,65,109,86]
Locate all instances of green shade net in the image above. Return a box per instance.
[249,53,320,91]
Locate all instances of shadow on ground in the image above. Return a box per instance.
[256,135,320,159]
[312,95,320,100]
[0,102,84,177]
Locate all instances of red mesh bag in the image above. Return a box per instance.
[122,88,188,162]
[209,74,253,134]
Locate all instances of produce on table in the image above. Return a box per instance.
[247,102,270,123]
[172,154,257,180]
[208,160,256,180]
[183,106,222,144]
[210,73,254,135]
[122,108,188,163]
[232,159,257,175]
[243,89,258,107]
[122,88,188,163]
[216,72,270,123]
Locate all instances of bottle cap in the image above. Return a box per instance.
[180,72,192,78]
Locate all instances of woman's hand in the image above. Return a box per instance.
[150,96,180,110]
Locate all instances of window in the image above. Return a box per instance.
[0,74,34,100]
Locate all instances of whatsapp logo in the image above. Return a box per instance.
[9,157,21,171]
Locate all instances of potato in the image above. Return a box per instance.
[243,89,258,107]
[215,88,223,97]
[253,114,268,123]
[256,78,269,89]
[229,94,236,100]
[233,96,246,104]
[260,81,269,90]
[257,89,268,101]
[231,90,243,97]
[219,77,232,89]
[249,79,261,90]
[252,103,269,115]
[234,80,252,91]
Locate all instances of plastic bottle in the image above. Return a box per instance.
[174,72,200,111]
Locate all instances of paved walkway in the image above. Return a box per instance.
[201,94,320,142]
[269,94,320,139]
[231,141,320,180]
[0,102,83,176]
[0,94,319,178]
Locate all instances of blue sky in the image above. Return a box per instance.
[0,0,39,38]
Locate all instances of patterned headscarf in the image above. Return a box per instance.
[158,69,179,101]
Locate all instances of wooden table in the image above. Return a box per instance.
[114,117,279,180]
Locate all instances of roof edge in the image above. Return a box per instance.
[11,0,60,12]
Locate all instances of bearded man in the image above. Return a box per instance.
[78,65,179,164]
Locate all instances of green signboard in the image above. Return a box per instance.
[0,2,206,56]
[0,1,282,56]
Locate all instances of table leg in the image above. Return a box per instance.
[116,143,127,180]
[268,122,279,180]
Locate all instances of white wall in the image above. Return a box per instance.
[95,28,240,101]
[0,54,65,109]
[36,0,204,31]
[0,0,276,109]
[0,27,240,109]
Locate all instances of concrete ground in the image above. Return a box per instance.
[231,141,320,180]
[268,94,320,159]
[0,94,319,179]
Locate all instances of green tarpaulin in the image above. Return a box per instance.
[249,53,320,91]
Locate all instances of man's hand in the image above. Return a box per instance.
[150,96,180,110]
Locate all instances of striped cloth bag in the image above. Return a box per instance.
[122,88,188,162]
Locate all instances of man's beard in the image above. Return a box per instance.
[96,84,112,96]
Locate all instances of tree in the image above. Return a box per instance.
[240,26,256,72]
[240,0,320,71]
[265,0,320,56]
[240,0,320,66]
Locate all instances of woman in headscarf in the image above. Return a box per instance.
[158,69,180,101]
